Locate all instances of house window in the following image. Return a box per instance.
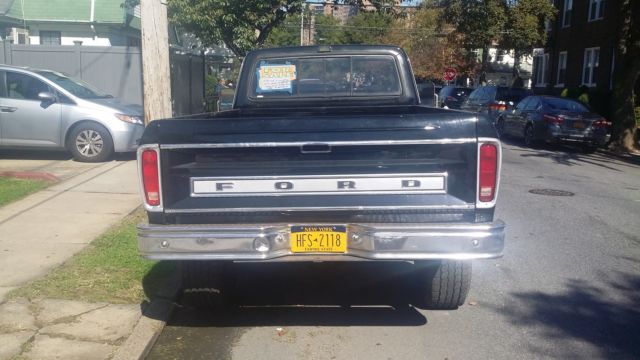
[556,51,567,87]
[588,0,605,21]
[562,0,572,27]
[534,53,549,87]
[40,31,61,45]
[582,47,599,87]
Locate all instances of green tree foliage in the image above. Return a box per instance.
[264,14,303,47]
[383,6,472,80]
[315,14,348,45]
[501,0,556,68]
[610,0,640,151]
[167,0,304,57]
[440,0,507,70]
[344,12,394,44]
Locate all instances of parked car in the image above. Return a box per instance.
[460,86,533,123]
[438,86,473,109]
[416,80,438,107]
[0,65,144,162]
[496,95,611,151]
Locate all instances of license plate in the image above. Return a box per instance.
[290,225,347,253]
[573,121,585,129]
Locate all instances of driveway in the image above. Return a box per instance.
[0,149,135,181]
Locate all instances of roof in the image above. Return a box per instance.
[0,0,137,27]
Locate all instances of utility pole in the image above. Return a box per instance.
[140,0,172,125]
[300,6,305,46]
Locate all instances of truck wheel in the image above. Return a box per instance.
[180,261,234,309]
[414,260,471,310]
[67,123,114,162]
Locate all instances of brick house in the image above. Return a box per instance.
[531,0,625,113]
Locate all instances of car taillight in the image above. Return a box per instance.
[479,143,498,202]
[593,118,611,129]
[141,149,160,206]
[544,114,564,125]
[446,96,458,102]
[489,103,507,112]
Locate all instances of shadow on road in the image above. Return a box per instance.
[500,137,640,170]
[0,149,136,162]
[494,271,640,359]
[170,262,427,328]
[0,149,72,161]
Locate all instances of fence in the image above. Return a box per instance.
[0,41,204,116]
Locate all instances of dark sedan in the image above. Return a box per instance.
[496,95,611,151]
[438,86,473,109]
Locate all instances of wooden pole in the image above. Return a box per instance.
[140,0,172,125]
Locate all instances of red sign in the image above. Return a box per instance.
[444,67,457,81]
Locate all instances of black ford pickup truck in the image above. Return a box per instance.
[137,45,505,309]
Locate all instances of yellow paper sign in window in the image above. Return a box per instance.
[258,65,297,92]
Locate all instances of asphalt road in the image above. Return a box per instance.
[147,140,640,360]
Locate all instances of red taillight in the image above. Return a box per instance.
[544,114,564,125]
[479,143,498,202]
[593,118,611,129]
[141,149,160,206]
[446,96,458,102]
[489,103,507,112]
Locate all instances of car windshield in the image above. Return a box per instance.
[251,56,401,98]
[450,87,473,99]
[543,97,590,112]
[36,71,111,99]
[496,87,532,103]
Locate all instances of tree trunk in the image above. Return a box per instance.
[481,45,489,72]
[610,64,639,151]
[609,0,639,152]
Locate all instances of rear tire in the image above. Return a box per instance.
[415,260,471,310]
[496,117,506,138]
[67,123,114,162]
[179,261,234,309]
[524,124,537,148]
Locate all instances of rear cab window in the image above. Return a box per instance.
[251,56,401,99]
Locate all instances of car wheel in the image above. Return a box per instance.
[414,260,471,310]
[67,123,114,162]
[180,261,234,309]
[524,124,537,148]
[496,117,506,138]
[582,143,598,153]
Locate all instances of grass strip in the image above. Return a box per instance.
[9,208,175,304]
[0,177,50,207]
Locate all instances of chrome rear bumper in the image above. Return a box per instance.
[138,220,505,261]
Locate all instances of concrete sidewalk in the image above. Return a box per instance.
[0,159,147,359]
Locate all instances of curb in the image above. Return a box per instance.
[0,171,59,182]
[112,271,181,360]
[112,299,176,360]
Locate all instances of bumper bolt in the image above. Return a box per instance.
[254,237,271,252]
[160,240,169,248]
[351,233,361,244]
[274,234,285,244]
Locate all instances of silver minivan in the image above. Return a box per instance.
[0,65,144,162]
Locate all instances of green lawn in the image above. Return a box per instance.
[9,208,175,304]
[0,177,50,207]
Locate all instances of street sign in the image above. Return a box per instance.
[444,67,457,82]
